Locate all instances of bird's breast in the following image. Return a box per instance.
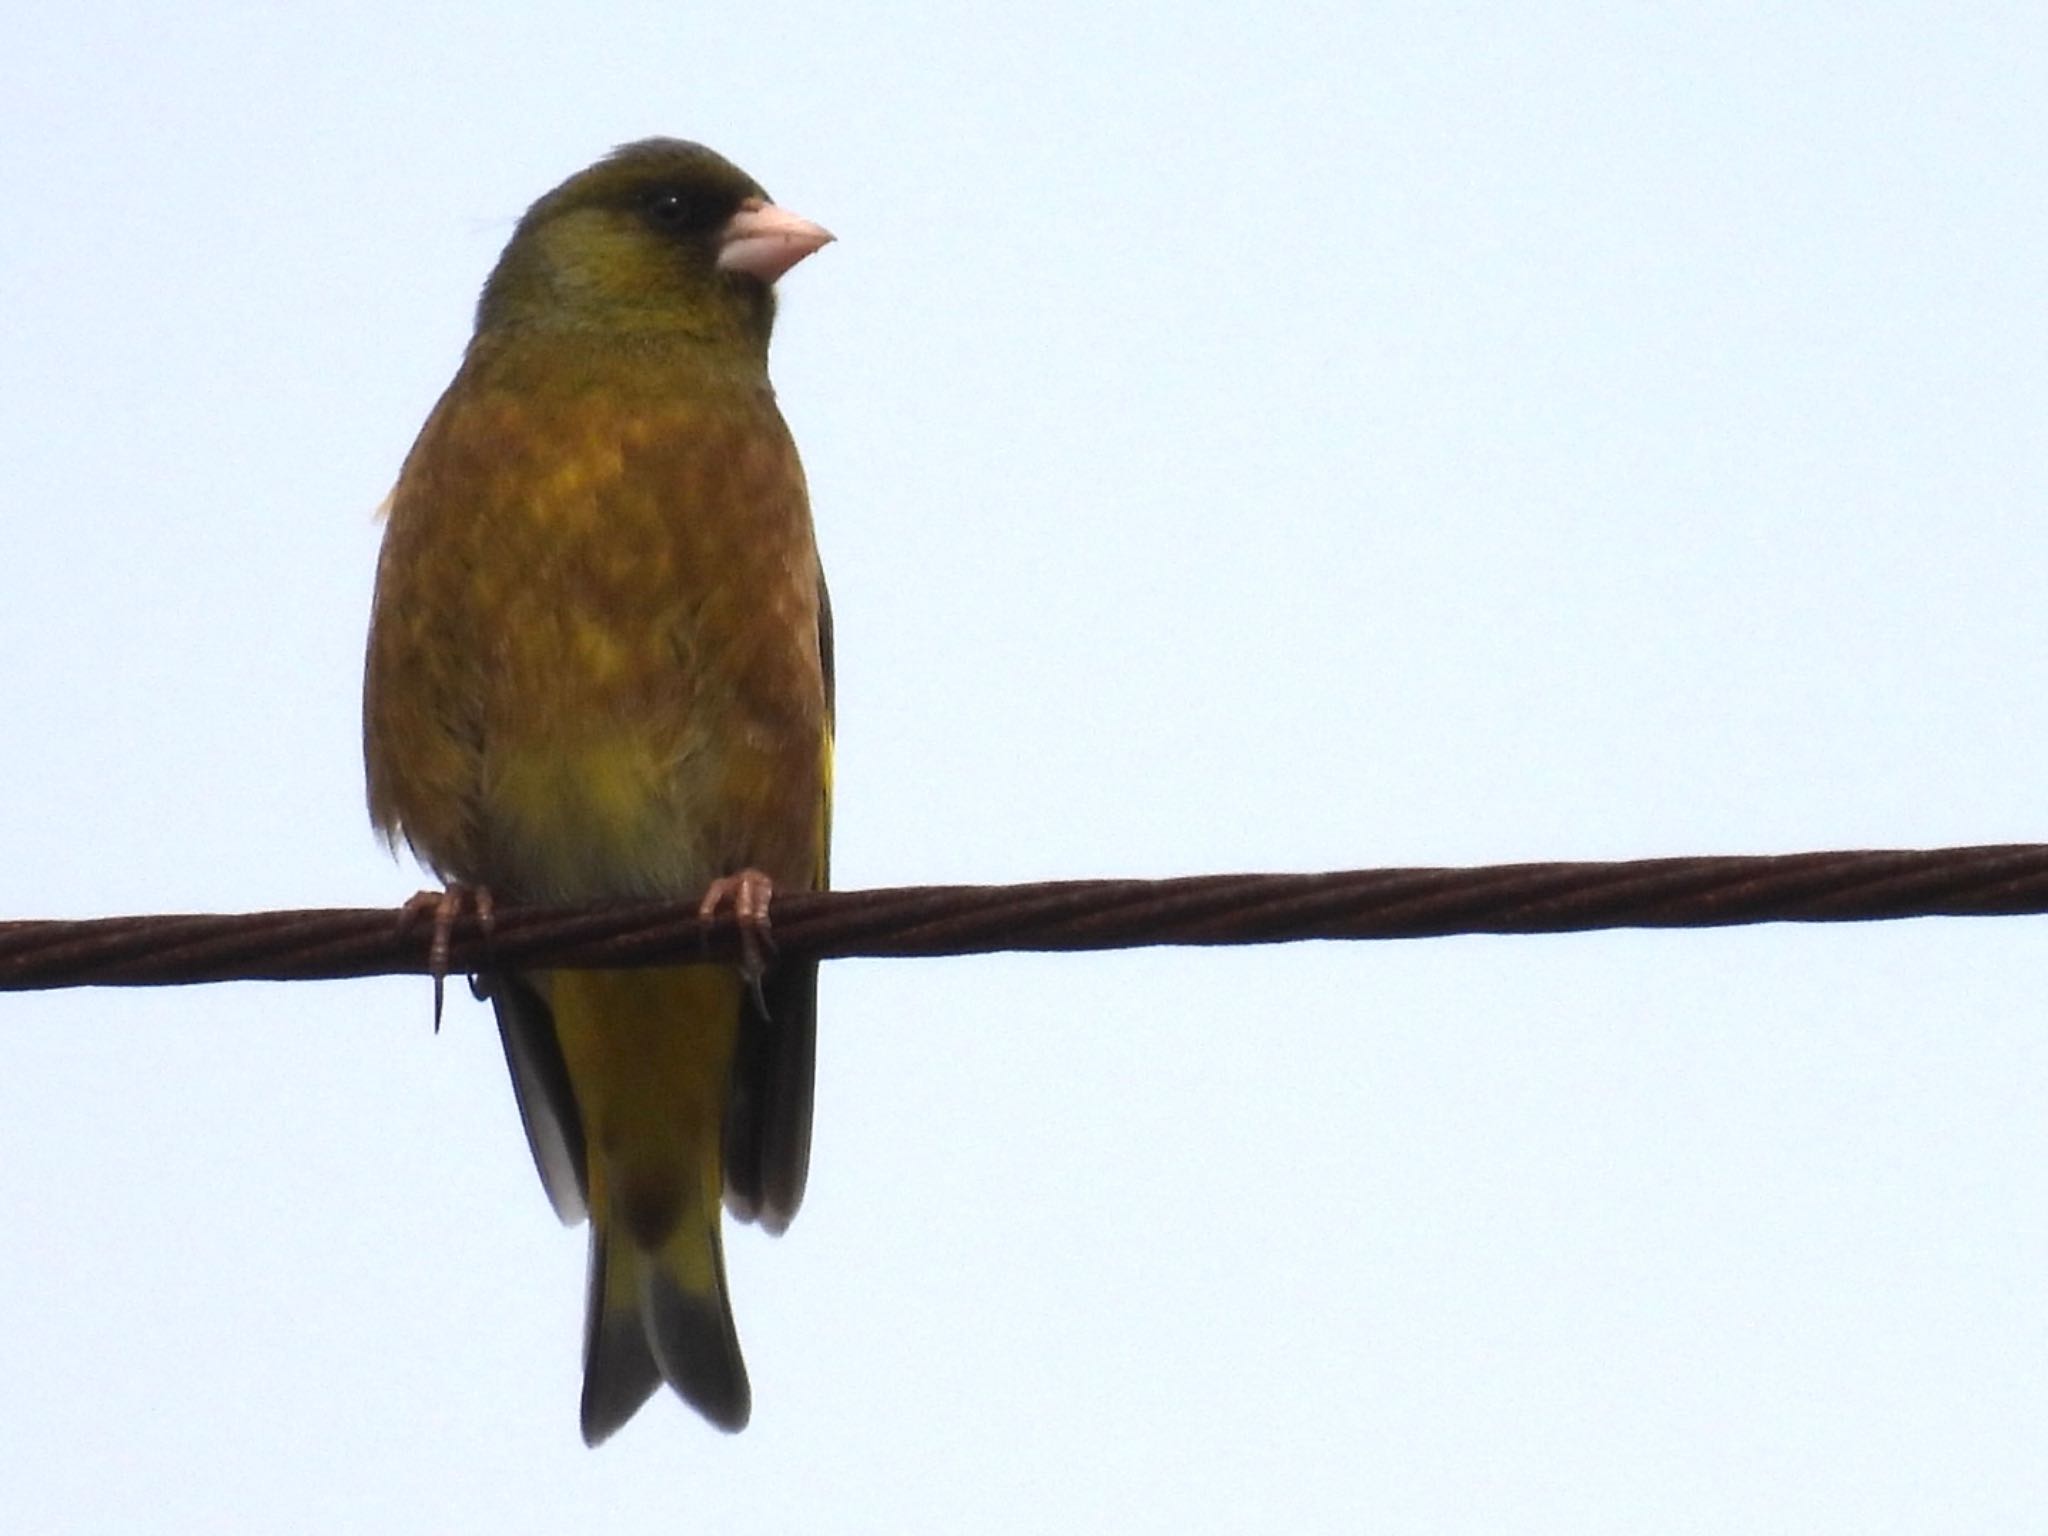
[366,362,827,904]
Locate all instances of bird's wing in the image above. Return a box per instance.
[483,969,590,1223]
[722,569,830,1233]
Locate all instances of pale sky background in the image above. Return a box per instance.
[3,4,2046,1532]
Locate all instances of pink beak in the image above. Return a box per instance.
[717,197,835,283]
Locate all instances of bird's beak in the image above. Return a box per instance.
[717,198,835,283]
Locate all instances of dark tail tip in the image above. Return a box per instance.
[580,1318,663,1446]
[580,1228,662,1447]
[644,1265,752,1433]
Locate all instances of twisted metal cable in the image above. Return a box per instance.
[3,843,2047,992]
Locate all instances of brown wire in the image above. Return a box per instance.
[3,843,2047,992]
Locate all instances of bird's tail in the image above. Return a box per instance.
[579,1156,751,1443]
[551,965,752,1445]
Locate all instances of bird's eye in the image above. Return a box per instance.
[644,188,704,232]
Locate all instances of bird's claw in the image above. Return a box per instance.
[699,869,776,1012]
[399,883,495,1031]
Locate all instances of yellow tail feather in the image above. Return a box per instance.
[552,966,749,1440]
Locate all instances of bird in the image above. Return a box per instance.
[361,139,835,1444]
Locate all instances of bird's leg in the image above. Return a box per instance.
[399,882,495,1031]
[699,869,777,1013]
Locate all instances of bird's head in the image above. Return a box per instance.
[474,138,833,354]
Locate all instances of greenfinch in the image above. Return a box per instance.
[361,139,834,1443]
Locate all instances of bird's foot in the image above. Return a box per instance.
[399,882,495,1031]
[699,869,777,1011]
